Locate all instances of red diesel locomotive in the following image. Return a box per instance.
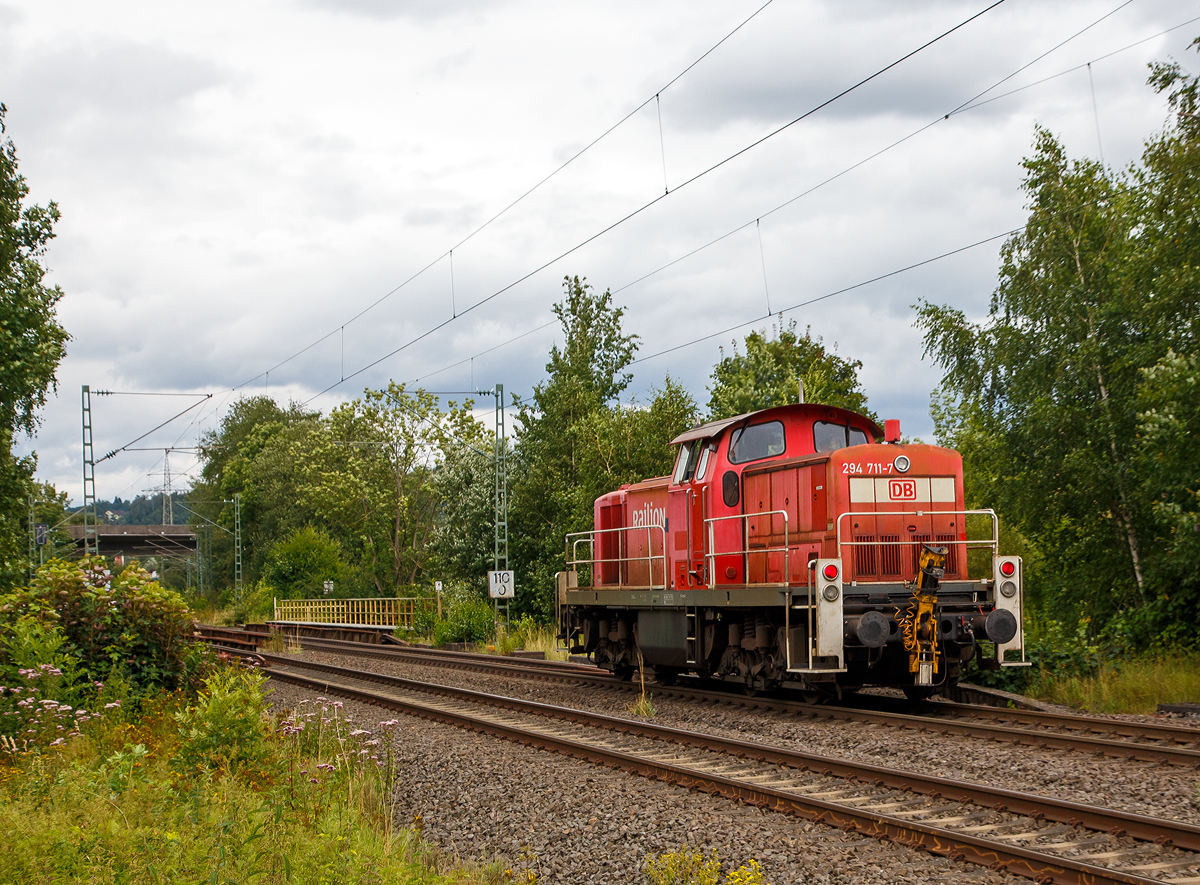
[556,402,1026,699]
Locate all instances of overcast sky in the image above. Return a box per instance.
[2,0,1195,505]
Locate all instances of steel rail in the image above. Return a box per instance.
[260,654,1200,852]
[292,638,1200,766]
[918,699,1200,746]
[263,660,1199,885]
[196,629,1200,766]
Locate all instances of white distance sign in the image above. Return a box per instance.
[488,570,515,599]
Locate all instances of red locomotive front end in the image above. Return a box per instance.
[558,402,1025,699]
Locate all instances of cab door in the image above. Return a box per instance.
[667,441,712,589]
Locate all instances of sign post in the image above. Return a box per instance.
[435,580,443,619]
[34,523,47,567]
[487,570,514,640]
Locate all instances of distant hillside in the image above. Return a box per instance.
[68,492,191,526]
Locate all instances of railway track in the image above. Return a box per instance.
[197,626,1200,768]
[261,653,1200,885]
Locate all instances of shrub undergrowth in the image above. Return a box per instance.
[644,847,769,885]
[0,663,490,884]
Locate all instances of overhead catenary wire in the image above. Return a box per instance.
[952,14,1200,115]
[159,2,1176,457]
[235,0,779,392]
[301,1,1007,406]
[409,5,1167,388]
[616,0,1143,296]
[628,227,1021,368]
[96,394,213,463]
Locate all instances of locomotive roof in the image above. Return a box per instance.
[670,403,883,446]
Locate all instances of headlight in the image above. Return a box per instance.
[822,584,840,602]
[1000,580,1017,598]
[894,455,910,473]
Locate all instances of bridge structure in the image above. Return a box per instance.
[65,524,197,559]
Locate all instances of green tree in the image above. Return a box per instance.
[314,383,485,592]
[189,396,316,597]
[1133,349,1200,639]
[509,277,695,620]
[0,105,70,586]
[915,54,1200,643]
[707,319,873,421]
[510,277,640,620]
[261,526,348,599]
[431,443,497,595]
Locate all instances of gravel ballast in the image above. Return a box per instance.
[284,649,1200,827]
[265,678,1024,884]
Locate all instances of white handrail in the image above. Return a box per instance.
[704,509,789,589]
[565,524,668,590]
[835,508,998,574]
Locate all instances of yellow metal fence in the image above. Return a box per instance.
[273,596,431,628]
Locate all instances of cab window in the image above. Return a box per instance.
[673,441,706,483]
[815,421,871,452]
[728,421,786,465]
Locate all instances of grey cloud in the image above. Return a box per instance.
[295,0,510,22]
[3,38,229,167]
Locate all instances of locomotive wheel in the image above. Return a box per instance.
[653,666,679,686]
[613,663,635,682]
[903,685,934,702]
[800,690,824,706]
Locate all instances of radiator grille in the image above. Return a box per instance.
[880,535,902,577]
[854,536,876,576]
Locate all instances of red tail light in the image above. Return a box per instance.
[823,563,839,581]
[999,560,1015,577]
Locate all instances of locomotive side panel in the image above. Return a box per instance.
[619,478,669,588]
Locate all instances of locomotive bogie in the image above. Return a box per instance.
[558,402,1028,698]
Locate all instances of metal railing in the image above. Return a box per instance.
[566,524,667,590]
[272,596,431,628]
[835,509,998,579]
[704,509,789,589]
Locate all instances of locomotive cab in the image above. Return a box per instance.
[558,402,1026,700]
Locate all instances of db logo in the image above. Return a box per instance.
[889,479,917,501]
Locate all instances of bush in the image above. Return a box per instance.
[434,590,494,644]
[172,665,271,776]
[0,556,208,694]
[261,526,348,600]
[644,848,768,885]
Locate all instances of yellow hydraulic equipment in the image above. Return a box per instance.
[899,544,948,685]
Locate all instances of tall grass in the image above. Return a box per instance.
[486,617,569,662]
[0,666,501,884]
[1032,655,1200,714]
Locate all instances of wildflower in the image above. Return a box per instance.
[349,729,370,737]
[317,763,335,772]
[49,738,64,747]
[104,702,121,709]
[309,778,319,784]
